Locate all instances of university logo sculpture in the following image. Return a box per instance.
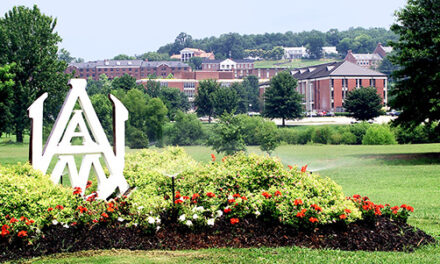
[28,79,129,200]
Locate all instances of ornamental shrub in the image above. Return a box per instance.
[349,122,371,144]
[362,125,397,145]
[165,111,205,146]
[297,127,314,144]
[278,128,299,144]
[312,127,333,144]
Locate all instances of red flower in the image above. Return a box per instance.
[92,219,98,223]
[262,192,272,199]
[294,199,303,206]
[174,199,183,204]
[71,222,77,226]
[192,193,200,200]
[310,204,322,212]
[2,224,10,231]
[392,210,398,215]
[183,196,189,200]
[206,192,216,198]
[241,196,247,201]
[77,206,88,213]
[407,206,414,212]
[9,217,18,224]
[107,207,115,212]
[17,230,27,237]
[20,216,27,221]
[362,196,369,201]
[175,191,181,199]
[73,187,82,195]
[1,229,9,237]
[296,209,307,218]
[47,207,54,212]
[288,165,293,170]
[55,205,64,210]
[391,206,399,211]
[222,156,227,162]
[230,218,239,225]
[211,154,216,162]
[339,214,347,220]
[309,217,319,223]
[301,165,308,173]
[86,180,93,189]
[274,190,282,197]
[352,194,361,199]
[228,199,235,204]
[101,213,109,218]
[233,193,241,198]
[25,220,34,226]
[344,209,351,214]
[224,208,232,214]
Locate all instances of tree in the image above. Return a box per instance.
[136,52,169,61]
[159,86,190,120]
[0,5,70,142]
[90,93,113,141]
[112,74,141,91]
[389,0,440,130]
[113,54,135,60]
[145,98,168,146]
[231,83,248,114]
[0,64,15,137]
[167,111,204,145]
[305,33,325,59]
[194,79,219,123]
[263,71,303,126]
[86,74,112,96]
[188,57,203,70]
[58,48,74,63]
[208,112,246,155]
[145,80,161,98]
[343,87,382,121]
[256,120,280,156]
[242,75,260,112]
[212,86,238,116]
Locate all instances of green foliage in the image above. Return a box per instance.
[390,0,440,130]
[394,123,440,144]
[208,112,246,155]
[145,98,168,146]
[236,115,264,145]
[113,54,135,60]
[230,83,248,114]
[362,125,397,145]
[112,74,142,91]
[194,79,218,122]
[242,75,260,112]
[343,87,382,121]
[256,121,280,155]
[278,128,299,144]
[297,128,315,144]
[0,63,15,137]
[212,86,238,116]
[0,5,70,142]
[312,127,333,144]
[188,57,203,70]
[87,74,112,96]
[127,126,149,149]
[166,111,205,145]
[305,31,325,59]
[135,52,169,61]
[90,94,113,142]
[340,131,357,145]
[263,71,303,126]
[349,122,371,144]
[145,80,161,98]
[158,86,190,120]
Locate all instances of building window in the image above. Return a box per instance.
[331,79,334,88]
[342,79,347,87]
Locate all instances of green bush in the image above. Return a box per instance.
[256,120,280,155]
[166,111,205,146]
[335,112,349,116]
[340,131,357,144]
[330,133,343,144]
[297,127,315,144]
[278,128,299,144]
[236,114,264,145]
[312,127,333,144]
[127,126,149,149]
[350,122,371,144]
[362,125,397,145]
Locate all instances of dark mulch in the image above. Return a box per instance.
[0,216,435,262]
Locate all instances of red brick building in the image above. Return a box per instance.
[344,43,393,69]
[201,58,255,78]
[65,60,191,80]
[261,61,387,113]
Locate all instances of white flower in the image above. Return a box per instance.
[228,195,234,200]
[52,220,59,225]
[255,210,261,216]
[134,223,138,227]
[192,206,204,212]
[117,217,125,222]
[63,224,69,229]
[179,214,186,221]
[185,220,193,227]
[155,217,161,224]
[207,218,215,226]
[216,210,223,217]
[148,216,155,224]
[193,214,199,220]
[156,226,161,231]
[137,206,144,210]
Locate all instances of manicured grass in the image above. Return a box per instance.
[1,139,439,263]
[254,59,339,69]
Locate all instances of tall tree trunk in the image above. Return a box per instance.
[16,127,23,143]
[208,115,211,124]
[282,118,285,127]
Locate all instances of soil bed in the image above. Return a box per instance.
[0,216,435,262]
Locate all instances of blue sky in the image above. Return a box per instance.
[0,0,407,61]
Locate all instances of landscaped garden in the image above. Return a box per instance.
[0,137,439,263]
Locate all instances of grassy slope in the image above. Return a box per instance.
[254,59,339,69]
[1,139,439,263]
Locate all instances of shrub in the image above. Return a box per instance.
[350,122,371,144]
[297,127,315,144]
[207,112,246,155]
[330,133,343,145]
[340,131,357,144]
[127,126,149,149]
[256,120,280,155]
[362,125,397,145]
[312,127,333,144]
[166,111,205,146]
[278,128,299,144]
[236,114,264,145]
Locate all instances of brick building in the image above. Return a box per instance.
[201,58,255,78]
[66,60,191,80]
[344,43,393,69]
[260,61,387,113]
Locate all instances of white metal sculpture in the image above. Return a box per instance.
[28,79,129,200]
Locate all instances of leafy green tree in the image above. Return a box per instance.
[0,5,70,142]
[112,74,141,91]
[256,120,280,156]
[145,80,161,98]
[58,48,74,63]
[90,93,113,141]
[145,98,168,146]
[159,86,190,120]
[305,32,325,59]
[0,64,15,137]
[263,71,303,126]
[212,86,238,116]
[188,57,203,70]
[113,54,135,60]
[208,112,246,155]
[169,32,193,55]
[127,126,149,149]
[343,87,382,121]
[194,79,219,123]
[378,56,398,78]
[231,83,248,114]
[136,52,169,61]
[167,111,204,145]
[389,0,440,130]
[87,74,112,96]
[242,75,260,112]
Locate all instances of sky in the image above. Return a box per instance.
[0,0,407,61]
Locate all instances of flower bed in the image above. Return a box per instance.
[0,148,435,261]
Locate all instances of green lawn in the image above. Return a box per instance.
[1,140,439,263]
[254,59,339,69]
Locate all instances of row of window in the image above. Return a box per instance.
[330,79,382,88]
[78,67,188,72]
